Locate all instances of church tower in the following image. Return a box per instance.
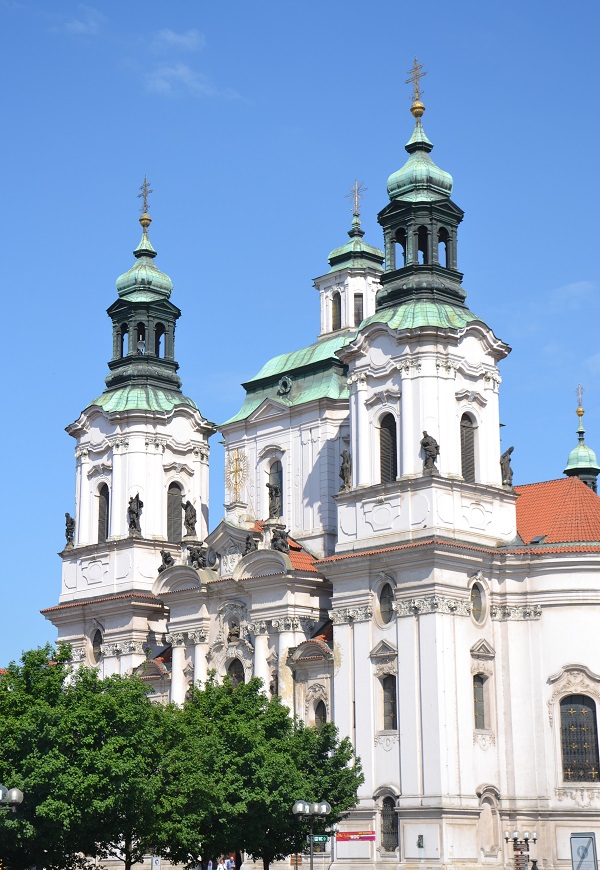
[45,190,215,674]
[564,386,600,492]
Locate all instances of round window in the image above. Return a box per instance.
[379,583,394,625]
[470,582,485,623]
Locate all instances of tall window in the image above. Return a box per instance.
[91,629,103,664]
[438,227,449,267]
[136,323,146,355]
[381,797,399,852]
[379,583,394,624]
[98,484,109,544]
[354,294,364,326]
[332,292,342,331]
[382,675,397,730]
[269,460,283,517]
[560,695,600,781]
[395,227,407,266]
[314,700,327,728]
[120,324,128,357]
[471,583,484,623]
[380,414,398,484]
[473,674,487,730]
[167,482,182,543]
[460,413,476,483]
[417,225,428,264]
[228,659,245,688]
[154,323,165,357]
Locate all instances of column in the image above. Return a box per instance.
[167,632,187,705]
[250,621,271,692]
[188,629,208,688]
[356,374,370,486]
[75,446,90,545]
[272,617,299,710]
[400,371,414,476]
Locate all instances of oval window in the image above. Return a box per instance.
[379,583,394,625]
[91,629,103,664]
[471,582,485,623]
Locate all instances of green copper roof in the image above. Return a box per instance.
[565,411,600,474]
[250,332,352,382]
[115,221,174,301]
[387,116,453,202]
[360,298,481,331]
[327,215,384,273]
[88,385,198,414]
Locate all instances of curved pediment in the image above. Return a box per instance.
[233,548,292,581]
[153,564,207,597]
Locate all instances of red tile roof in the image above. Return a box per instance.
[252,520,318,573]
[515,477,600,545]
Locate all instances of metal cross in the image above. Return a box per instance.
[405,57,427,102]
[577,383,584,409]
[345,179,366,217]
[138,175,153,214]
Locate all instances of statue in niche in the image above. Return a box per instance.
[65,512,75,547]
[500,446,514,487]
[227,621,240,643]
[181,499,197,537]
[266,482,282,519]
[127,493,143,535]
[158,549,174,573]
[339,450,352,492]
[188,546,206,569]
[420,431,440,472]
[244,534,258,555]
[271,527,289,554]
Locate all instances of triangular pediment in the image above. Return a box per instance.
[470,639,495,659]
[247,398,289,423]
[370,639,398,659]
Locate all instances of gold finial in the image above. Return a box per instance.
[138,175,153,228]
[405,56,427,117]
[577,384,585,417]
[345,179,367,217]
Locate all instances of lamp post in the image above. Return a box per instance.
[504,830,537,870]
[292,800,331,870]
[0,784,24,813]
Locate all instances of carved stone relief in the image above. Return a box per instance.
[393,596,471,617]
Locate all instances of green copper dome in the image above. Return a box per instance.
[386,112,453,203]
[564,407,600,478]
[327,215,384,272]
[116,216,174,300]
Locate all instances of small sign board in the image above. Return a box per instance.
[312,836,328,843]
[151,858,161,870]
[336,831,376,842]
[571,833,598,870]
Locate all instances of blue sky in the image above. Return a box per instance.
[1,0,600,664]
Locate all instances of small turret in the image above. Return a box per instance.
[564,386,600,492]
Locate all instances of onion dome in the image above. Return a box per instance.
[386,100,453,203]
[564,395,600,492]
[327,214,384,272]
[115,213,174,300]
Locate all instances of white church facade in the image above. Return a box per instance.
[43,92,600,870]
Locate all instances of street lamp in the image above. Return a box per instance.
[504,831,537,870]
[0,784,24,813]
[292,800,331,870]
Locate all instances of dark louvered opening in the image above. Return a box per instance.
[460,413,476,483]
[380,414,398,484]
[382,674,397,730]
[167,482,182,543]
[98,484,109,544]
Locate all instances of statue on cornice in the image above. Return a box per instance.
[271,527,289,554]
[65,512,75,548]
[420,431,440,473]
[127,493,143,535]
[182,499,197,536]
[339,450,352,491]
[244,534,258,555]
[158,549,174,573]
[500,446,514,487]
[266,482,282,519]
[188,546,206,569]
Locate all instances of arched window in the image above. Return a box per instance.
[98,484,109,544]
[438,227,449,267]
[154,323,166,358]
[167,482,182,543]
[227,659,245,688]
[332,292,342,331]
[417,225,429,264]
[380,414,398,484]
[471,582,485,623]
[379,583,394,625]
[473,674,487,730]
[460,413,476,483]
[395,228,407,266]
[314,700,327,728]
[560,695,600,781]
[91,629,103,664]
[136,322,146,355]
[353,294,364,326]
[381,796,399,852]
[382,675,397,730]
[120,324,128,358]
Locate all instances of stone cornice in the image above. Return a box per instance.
[490,604,542,621]
[393,596,471,617]
[329,605,373,624]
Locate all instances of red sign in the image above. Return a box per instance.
[336,831,376,842]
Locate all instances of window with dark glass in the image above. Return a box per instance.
[332,292,342,331]
[354,294,364,326]
[167,482,182,543]
[379,583,394,624]
[473,674,487,730]
[91,629,103,664]
[471,583,484,623]
[98,484,109,544]
[227,659,245,688]
[381,796,399,852]
[380,414,398,484]
[460,413,476,483]
[382,675,397,730]
[314,700,327,728]
[560,695,600,781]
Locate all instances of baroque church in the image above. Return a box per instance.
[43,78,600,870]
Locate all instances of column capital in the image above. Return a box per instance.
[271,616,300,633]
[166,632,186,647]
[188,629,208,644]
[248,620,270,636]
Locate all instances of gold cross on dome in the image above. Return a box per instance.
[138,175,153,214]
[406,57,427,102]
[346,179,367,217]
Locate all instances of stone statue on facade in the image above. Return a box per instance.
[188,546,206,570]
[158,549,174,573]
[339,450,352,492]
[244,534,258,555]
[500,446,514,487]
[181,499,197,537]
[271,527,289,554]
[227,621,240,643]
[420,431,440,473]
[65,512,75,548]
[127,493,143,535]
[266,482,282,519]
